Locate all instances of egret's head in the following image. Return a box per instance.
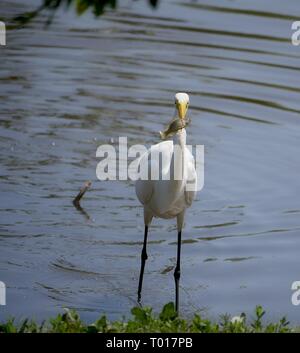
[175,92,189,120]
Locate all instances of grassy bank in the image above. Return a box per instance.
[0,303,296,333]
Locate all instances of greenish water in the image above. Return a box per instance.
[0,0,300,323]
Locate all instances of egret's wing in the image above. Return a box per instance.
[135,178,153,205]
[135,150,153,205]
[135,141,173,206]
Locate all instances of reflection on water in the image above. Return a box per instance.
[1,0,300,323]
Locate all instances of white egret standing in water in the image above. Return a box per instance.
[135,93,197,312]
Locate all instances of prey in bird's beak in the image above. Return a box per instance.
[159,117,190,140]
[159,92,190,140]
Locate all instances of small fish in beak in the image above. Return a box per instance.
[160,92,190,139]
[159,118,190,139]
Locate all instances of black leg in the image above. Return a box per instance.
[137,225,148,303]
[174,230,182,313]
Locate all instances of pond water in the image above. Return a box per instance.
[1,0,300,323]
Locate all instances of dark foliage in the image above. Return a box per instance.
[11,0,160,26]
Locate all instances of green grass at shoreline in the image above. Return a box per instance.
[0,303,297,333]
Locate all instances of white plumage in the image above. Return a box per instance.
[135,132,197,223]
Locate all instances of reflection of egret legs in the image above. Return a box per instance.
[137,225,148,303]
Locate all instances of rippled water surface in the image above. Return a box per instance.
[1,0,300,322]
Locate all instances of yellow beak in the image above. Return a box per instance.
[177,102,188,120]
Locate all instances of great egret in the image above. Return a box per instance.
[135,92,197,312]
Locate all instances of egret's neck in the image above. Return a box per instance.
[171,129,186,191]
[173,128,187,148]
